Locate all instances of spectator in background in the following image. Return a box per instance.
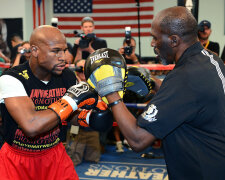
[73,17,107,62]
[0,20,11,58]
[113,125,131,153]
[220,45,225,63]
[0,50,10,64]
[0,35,11,61]
[198,20,220,56]
[65,43,74,65]
[74,59,86,82]
[10,34,23,62]
[0,50,10,75]
[118,37,140,64]
[11,41,31,67]
[0,19,7,43]
[0,35,11,75]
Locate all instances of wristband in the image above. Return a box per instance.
[108,98,123,108]
[48,98,73,123]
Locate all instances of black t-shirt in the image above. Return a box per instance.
[221,45,225,62]
[0,61,77,151]
[137,42,225,179]
[207,41,220,55]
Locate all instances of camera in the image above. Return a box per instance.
[124,27,133,55]
[124,46,133,56]
[74,31,96,49]
[20,49,31,54]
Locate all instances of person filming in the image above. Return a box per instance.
[73,17,107,62]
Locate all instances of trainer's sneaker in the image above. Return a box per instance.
[116,141,124,152]
[123,139,132,150]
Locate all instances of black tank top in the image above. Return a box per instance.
[1,61,77,151]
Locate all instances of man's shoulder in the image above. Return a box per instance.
[2,62,30,83]
[3,63,27,75]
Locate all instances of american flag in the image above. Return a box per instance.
[33,0,46,29]
[53,0,154,38]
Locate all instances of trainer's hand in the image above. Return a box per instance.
[48,82,98,124]
[125,66,156,102]
[77,100,113,132]
[84,48,127,103]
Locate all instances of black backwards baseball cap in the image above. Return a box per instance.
[198,20,211,29]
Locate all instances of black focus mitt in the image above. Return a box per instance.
[84,48,127,103]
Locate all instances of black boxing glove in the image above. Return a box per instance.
[77,100,113,132]
[124,66,155,103]
[48,82,98,124]
[84,48,127,104]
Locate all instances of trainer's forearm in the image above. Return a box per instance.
[106,92,156,152]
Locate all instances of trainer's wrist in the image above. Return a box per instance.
[48,98,74,123]
[106,92,121,104]
[108,98,123,108]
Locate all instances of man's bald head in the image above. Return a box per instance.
[154,6,198,42]
[30,25,66,47]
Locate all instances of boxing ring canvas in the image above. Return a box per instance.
[75,145,168,180]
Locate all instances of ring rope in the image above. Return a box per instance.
[0,62,10,68]
[127,64,175,70]
[67,64,175,70]
[125,103,147,109]
[0,63,175,70]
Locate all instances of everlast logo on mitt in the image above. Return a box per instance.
[90,50,109,64]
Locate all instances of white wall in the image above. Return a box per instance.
[0,0,224,57]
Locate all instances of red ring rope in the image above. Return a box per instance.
[0,63,175,70]
[66,63,175,70]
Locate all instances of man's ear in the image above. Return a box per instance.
[169,35,180,48]
[31,45,38,57]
